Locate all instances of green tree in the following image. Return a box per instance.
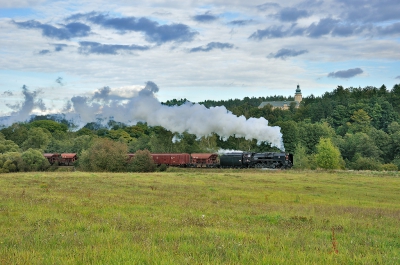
[0,123,29,146]
[390,131,400,159]
[78,138,128,172]
[348,109,371,133]
[331,105,349,129]
[0,134,19,153]
[389,83,400,112]
[388,121,400,135]
[20,149,50,171]
[293,143,310,169]
[0,152,23,173]
[128,149,156,172]
[350,154,382,171]
[29,120,68,133]
[71,135,94,155]
[128,135,151,153]
[275,120,298,154]
[76,127,95,137]
[45,138,72,153]
[368,128,391,162]
[198,134,218,152]
[21,127,52,151]
[124,122,149,138]
[107,129,133,143]
[297,122,335,154]
[340,133,382,162]
[148,127,174,153]
[315,138,343,169]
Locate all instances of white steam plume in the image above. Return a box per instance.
[70,82,285,150]
[2,85,46,127]
[0,82,285,150]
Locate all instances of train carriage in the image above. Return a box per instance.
[43,153,60,164]
[151,153,191,167]
[190,153,219,167]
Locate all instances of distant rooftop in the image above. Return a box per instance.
[258,101,299,108]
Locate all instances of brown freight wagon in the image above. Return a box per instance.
[43,153,60,164]
[151,153,191,166]
[60,153,77,166]
[190,153,219,167]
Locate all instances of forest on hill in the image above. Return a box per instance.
[1,83,400,172]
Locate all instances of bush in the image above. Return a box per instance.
[78,138,128,172]
[350,156,382,171]
[128,149,156,172]
[293,143,310,169]
[0,152,23,173]
[158,164,168,172]
[391,158,400,170]
[381,163,398,171]
[315,138,344,169]
[20,149,50,171]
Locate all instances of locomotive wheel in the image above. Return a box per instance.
[255,163,263,168]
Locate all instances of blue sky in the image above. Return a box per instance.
[1,0,400,117]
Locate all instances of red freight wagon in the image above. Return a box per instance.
[60,153,77,166]
[43,153,60,164]
[190,153,219,167]
[151,153,191,166]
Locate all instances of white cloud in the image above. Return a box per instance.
[0,0,46,8]
[0,0,399,116]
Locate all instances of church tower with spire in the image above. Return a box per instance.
[294,84,302,103]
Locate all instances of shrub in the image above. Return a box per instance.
[381,163,398,171]
[350,156,382,171]
[20,149,50,171]
[78,138,128,172]
[315,138,344,169]
[128,149,156,172]
[158,164,168,172]
[391,158,400,170]
[293,143,310,169]
[0,152,22,173]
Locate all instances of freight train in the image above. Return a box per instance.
[44,152,293,169]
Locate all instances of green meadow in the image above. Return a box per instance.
[0,169,399,264]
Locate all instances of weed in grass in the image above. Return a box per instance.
[290,216,313,223]
[331,226,339,254]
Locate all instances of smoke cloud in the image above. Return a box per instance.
[1,82,284,150]
[3,85,46,126]
[69,82,284,150]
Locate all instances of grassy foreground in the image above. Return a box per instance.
[0,169,399,264]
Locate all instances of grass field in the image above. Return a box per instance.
[1,169,399,264]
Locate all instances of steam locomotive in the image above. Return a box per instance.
[44,152,293,169]
[219,152,293,169]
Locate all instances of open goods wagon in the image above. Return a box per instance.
[43,153,77,166]
[128,153,218,167]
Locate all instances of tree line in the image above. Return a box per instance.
[1,83,400,172]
